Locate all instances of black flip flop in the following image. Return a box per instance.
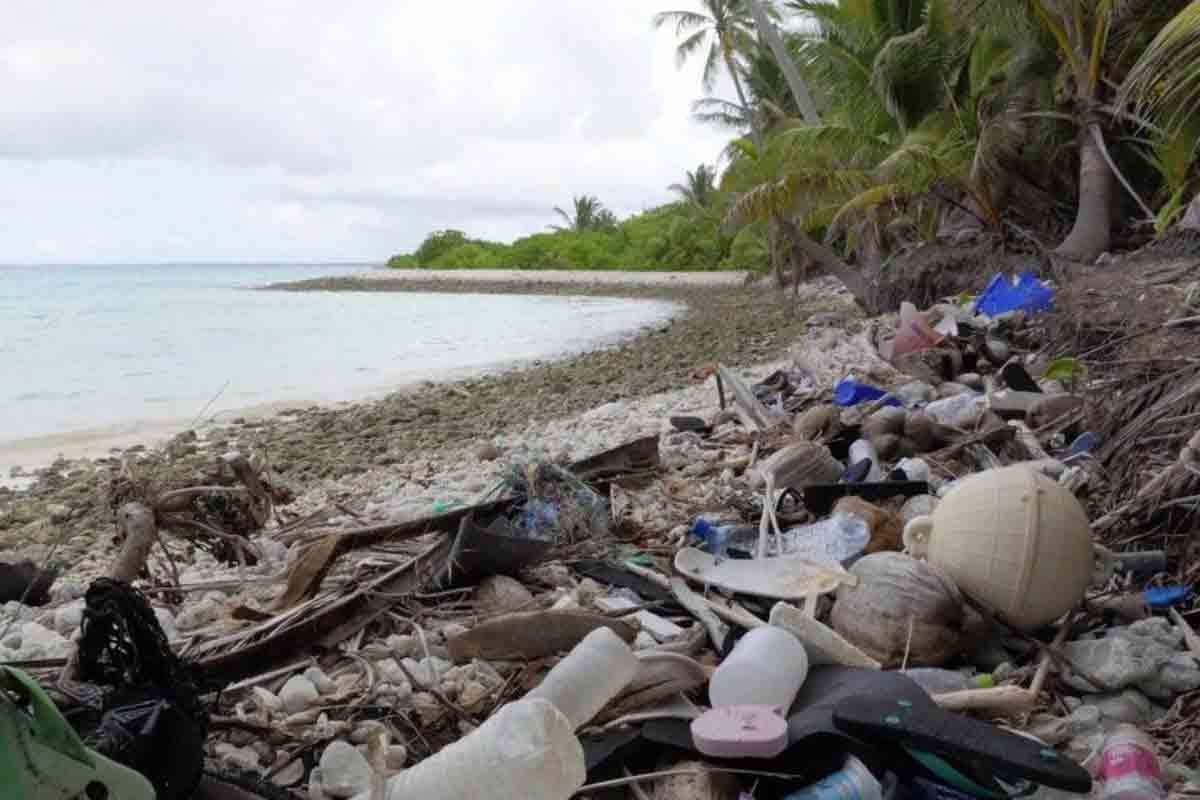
[1001,363,1041,393]
[827,669,1092,795]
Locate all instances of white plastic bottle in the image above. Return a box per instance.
[527,627,638,729]
[1097,725,1165,800]
[709,626,809,710]
[384,698,585,800]
[783,755,882,800]
[849,439,884,482]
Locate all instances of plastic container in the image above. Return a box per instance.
[923,393,985,428]
[976,271,1055,317]
[690,519,761,560]
[783,755,882,800]
[1096,725,1164,800]
[892,302,946,357]
[384,698,585,800]
[693,515,869,563]
[527,627,638,729]
[849,439,884,482]
[709,626,809,710]
[901,668,994,695]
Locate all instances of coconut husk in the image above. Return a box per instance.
[830,552,971,667]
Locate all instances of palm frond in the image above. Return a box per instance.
[653,10,713,36]
[1118,1,1200,134]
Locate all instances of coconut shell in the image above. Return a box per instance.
[830,552,969,667]
[794,405,842,441]
[861,407,908,441]
[903,413,938,452]
[834,496,904,554]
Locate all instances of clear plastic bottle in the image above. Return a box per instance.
[783,755,882,800]
[779,514,870,562]
[709,626,809,710]
[1097,725,1165,800]
[384,698,585,800]
[690,518,760,560]
[526,627,638,729]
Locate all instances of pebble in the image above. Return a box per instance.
[0,621,70,660]
[252,687,283,713]
[385,744,408,771]
[280,675,320,713]
[272,758,306,787]
[459,680,489,708]
[475,442,500,461]
[319,741,374,799]
[305,666,337,695]
[52,600,85,634]
[215,743,260,771]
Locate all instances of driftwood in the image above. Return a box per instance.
[196,536,452,685]
[446,611,637,661]
[109,502,159,583]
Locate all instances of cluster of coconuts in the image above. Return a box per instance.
[860,406,960,460]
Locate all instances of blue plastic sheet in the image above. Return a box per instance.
[976,271,1055,317]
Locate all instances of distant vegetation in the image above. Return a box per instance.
[392,0,1200,288]
[387,191,767,271]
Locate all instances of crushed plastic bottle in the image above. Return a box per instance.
[1096,725,1165,800]
[694,514,870,562]
[783,755,882,800]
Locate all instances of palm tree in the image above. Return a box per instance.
[655,1,761,143]
[551,196,617,232]
[746,0,821,122]
[669,165,719,207]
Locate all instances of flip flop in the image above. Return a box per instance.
[826,669,1092,794]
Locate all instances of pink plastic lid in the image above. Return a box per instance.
[691,705,789,759]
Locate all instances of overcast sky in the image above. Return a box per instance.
[0,1,736,264]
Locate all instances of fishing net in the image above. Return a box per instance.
[76,578,214,800]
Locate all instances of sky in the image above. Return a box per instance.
[0,1,736,263]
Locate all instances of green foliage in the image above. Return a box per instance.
[388,202,752,272]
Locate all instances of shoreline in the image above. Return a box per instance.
[0,273,856,565]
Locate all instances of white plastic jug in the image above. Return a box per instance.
[527,627,638,729]
[709,626,809,710]
[384,698,585,800]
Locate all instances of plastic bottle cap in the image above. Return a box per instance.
[691,705,789,759]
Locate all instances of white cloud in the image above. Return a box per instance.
[0,1,736,262]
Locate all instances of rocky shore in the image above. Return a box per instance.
[0,275,855,580]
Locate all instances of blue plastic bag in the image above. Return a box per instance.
[834,378,903,408]
[976,271,1055,317]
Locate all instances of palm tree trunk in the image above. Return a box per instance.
[746,0,820,124]
[1054,119,1115,262]
[776,216,875,311]
[725,55,763,150]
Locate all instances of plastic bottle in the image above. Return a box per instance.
[1096,725,1165,800]
[778,514,870,563]
[783,755,882,800]
[526,627,638,730]
[710,626,809,710]
[690,518,760,560]
[901,668,995,695]
[849,439,884,482]
[924,393,985,428]
[384,698,585,800]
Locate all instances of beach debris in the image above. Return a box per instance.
[446,610,638,662]
[830,552,974,667]
[903,465,1093,630]
[526,627,638,729]
[0,560,57,606]
[768,601,881,669]
[674,547,855,601]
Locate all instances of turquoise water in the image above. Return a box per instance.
[0,264,679,442]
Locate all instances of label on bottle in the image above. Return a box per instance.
[1100,742,1163,782]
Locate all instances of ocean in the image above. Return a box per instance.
[0,264,679,448]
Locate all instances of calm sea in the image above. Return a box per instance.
[0,264,679,444]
